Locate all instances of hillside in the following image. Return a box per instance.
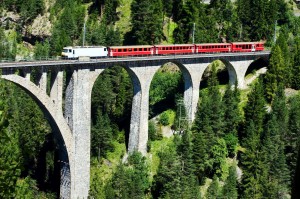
[1,0,300,198]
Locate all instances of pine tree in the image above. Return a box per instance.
[152,145,182,198]
[192,130,211,183]
[292,37,300,89]
[240,120,268,199]
[91,109,113,159]
[222,165,238,199]
[0,79,21,197]
[265,45,285,102]
[262,87,290,197]
[286,95,300,187]
[240,79,268,198]
[130,0,163,44]
[108,152,149,199]
[177,131,201,198]
[242,78,266,140]
[223,83,241,157]
[206,175,220,199]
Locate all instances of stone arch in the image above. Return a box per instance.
[244,57,269,79]
[199,58,237,87]
[1,74,73,198]
[147,61,188,117]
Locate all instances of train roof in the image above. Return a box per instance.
[109,45,153,49]
[230,42,264,44]
[63,46,107,49]
[195,43,231,45]
[154,44,195,47]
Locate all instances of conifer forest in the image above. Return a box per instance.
[1,0,300,198]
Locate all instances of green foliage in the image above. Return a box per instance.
[236,0,289,41]
[211,138,228,179]
[15,177,56,199]
[243,78,266,139]
[286,94,300,186]
[0,95,21,197]
[107,151,150,199]
[3,0,44,23]
[206,175,220,199]
[150,69,183,106]
[224,133,238,158]
[240,121,268,198]
[128,0,164,44]
[0,28,17,60]
[291,37,300,89]
[265,45,285,102]
[159,110,175,126]
[91,109,114,159]
[91,66,133,155]
[0,79,56,196]
[50,3,86,54]
[193,64,224,138]
[223,83,242,135]
[34,40,50,59]
[151,145,182,198]
[222,165,238,199]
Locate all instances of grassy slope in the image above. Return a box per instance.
[115,0,133,43]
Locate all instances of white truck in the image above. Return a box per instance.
[61,46,108,59]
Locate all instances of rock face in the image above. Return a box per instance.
[1,9,52,43]
[29,13,52,37]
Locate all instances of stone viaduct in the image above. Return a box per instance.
[0,51,270,198]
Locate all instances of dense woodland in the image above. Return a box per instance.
[1,0,300,198]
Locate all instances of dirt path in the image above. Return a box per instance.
[244,67,267,88]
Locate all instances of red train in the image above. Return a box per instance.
[62,42,264,59]
[108,42,264,57]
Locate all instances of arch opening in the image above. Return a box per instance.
[244,57,269,87]
[90,65,134,159]
[149,62,184,119]
[0,78,69,198]
[200,59,231,89]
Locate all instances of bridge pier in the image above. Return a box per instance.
[63,67,103,199]
[64,68,95,198]
[50,69,63,115]
[230,60,253,89]
[183,63,207,122]
[36,67,47,92]
[127,65,161,154]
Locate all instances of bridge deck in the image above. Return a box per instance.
[0,51,270,69]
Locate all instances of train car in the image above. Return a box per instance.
[108,45,154,57]
[61,46,108,59]
[195,43,232,53]
[154,44,195,55]
[231,42,264,52]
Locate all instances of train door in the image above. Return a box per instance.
[251,44,256,52]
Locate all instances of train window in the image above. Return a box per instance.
[69,49,72,53]
[104,48,107,51]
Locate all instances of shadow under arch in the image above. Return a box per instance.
[146,61,186,119]
[245,57,269,77]
[90,65,134,153]
[199,58,237,89]
[1,74,73,198]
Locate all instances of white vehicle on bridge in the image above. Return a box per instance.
[61,46,108,59]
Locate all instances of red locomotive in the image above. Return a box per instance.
[62,42,264,59]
